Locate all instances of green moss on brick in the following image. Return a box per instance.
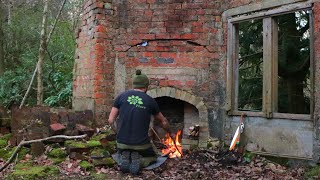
[65,140,87,148]
[48,148,67,158]
[87,140,101,148]
[79,160,93,170]
[9,163,59,180]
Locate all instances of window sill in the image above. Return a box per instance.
[228,110,311,121]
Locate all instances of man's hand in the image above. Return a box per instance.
[108,107,119,124]
[154,112,170,133]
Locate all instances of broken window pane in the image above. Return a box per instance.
[277,11,310,114]
[237,19,263,111]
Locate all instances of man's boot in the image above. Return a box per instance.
[120,151,130,173]
[130,151,141,175]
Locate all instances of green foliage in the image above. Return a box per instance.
[237,11,310,113]
[0,2,78,108]
[243,151,256,163]
[305,165,320,179]
[238,19,263,111]
[0,70,34,107]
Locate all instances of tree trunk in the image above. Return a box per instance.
[0,2,4,75]
[37,0,49,105]
[286,76,305,114]
[278,13,310,114]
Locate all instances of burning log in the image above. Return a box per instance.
[161,130,183,158]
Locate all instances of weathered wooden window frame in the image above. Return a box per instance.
[226,2,314,120]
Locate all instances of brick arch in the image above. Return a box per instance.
[147,87,208,122]
[147,87,209,148]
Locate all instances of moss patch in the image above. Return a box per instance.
[0,133,11,141]
[93,157,115,167]
[0,133,11,148]
[48,148,67,158]
[51,157,65,164]
[305,165,320,178]
[79,160,93,170]
[91,173,110,179]
[105,141,116,153]
[243,151,257,163]
[0,147,30,160]
[0,139,7,148]
[91,148,110,158]
[87,140,101,148]
[65,140,87,148]
[9,163,59,180]
[90,134,106,141]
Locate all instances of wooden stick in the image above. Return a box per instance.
[150,127,162,142]
[0,134,87,172]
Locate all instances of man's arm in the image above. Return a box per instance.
[108,107,119,125]
[153,112,170,133]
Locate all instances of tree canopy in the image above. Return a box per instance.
[0,0,84,108]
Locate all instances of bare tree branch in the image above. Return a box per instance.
[0,134,87,172]
[19,0,67,108]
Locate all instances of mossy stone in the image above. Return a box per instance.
[87,140,101,148]
[105,141,116,153]
[65,140,87,148]
[90,134,106,141]
[91,148,110,158]
[0,139,7,148]
[51,157,65,164]
[79,160,93,170]
[9,164,59,180]
[48,148,67,158]
[91,173,110,179]
[93,157,115,167]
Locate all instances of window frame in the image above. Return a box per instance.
[226,2,314,120]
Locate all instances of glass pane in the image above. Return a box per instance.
[237,19,263,111]
[277,11,310,114]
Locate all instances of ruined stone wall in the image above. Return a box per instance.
[313,1,320,162]
[74,0,320,160]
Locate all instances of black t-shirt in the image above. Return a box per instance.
[114,90,160,145]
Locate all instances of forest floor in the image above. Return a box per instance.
[0,148,313,180]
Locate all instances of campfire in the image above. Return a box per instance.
[161,130,183,158]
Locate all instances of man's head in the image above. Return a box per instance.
[132,69,149,90]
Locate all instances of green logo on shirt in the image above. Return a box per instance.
[127,95,145,109]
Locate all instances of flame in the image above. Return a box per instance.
[161,130,183,158]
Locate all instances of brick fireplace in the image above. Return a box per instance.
[72,0,223,149]
[148,87,209,149]
[72,0,320,159]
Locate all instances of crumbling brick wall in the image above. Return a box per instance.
[74,0,320,160]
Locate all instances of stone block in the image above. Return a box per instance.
[182,144,190,150]
[76,124,95,138]
[168,88,176,98]
[182,138,198,145]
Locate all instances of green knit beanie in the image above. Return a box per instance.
[132,69,149,88]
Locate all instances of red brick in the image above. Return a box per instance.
[50,123,66,132]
